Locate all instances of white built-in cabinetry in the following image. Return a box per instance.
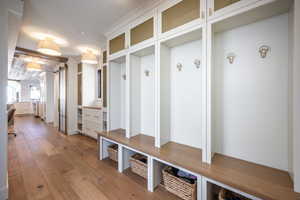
[82,107,102,139]
[101,0,299,199]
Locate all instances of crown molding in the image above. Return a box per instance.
[104,0,166,38]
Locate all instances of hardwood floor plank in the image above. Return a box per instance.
[9,116,182,200]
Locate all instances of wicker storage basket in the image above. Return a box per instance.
[162,166,197,200]
[130,154,148,179]
[107,144,118,162]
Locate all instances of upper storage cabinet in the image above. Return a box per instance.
[207,0,259,20]
[213,0,240,11]
[109,33,126,55]
[130,18,154,46]
[161,0,201,34]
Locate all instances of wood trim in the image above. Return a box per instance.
[97,131,299,200]
[14,47,68,63]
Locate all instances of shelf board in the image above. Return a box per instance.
[98,130,299,200]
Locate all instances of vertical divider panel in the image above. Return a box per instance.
[154,42,161,147]
[147,156,153,192]
[125,54,130,138]
[106,40,111,131]
[118,145,123,173]
[201,15,208,163]
[197,175,203,200]
[206,23,213,164]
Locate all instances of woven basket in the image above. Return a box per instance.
[162,166,197,200]
[130,154,148,179]
[107,144,118,162]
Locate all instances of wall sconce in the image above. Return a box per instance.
[259,45,270,58]
[122,74,126,80]
[226,53,236,64]
[194,59,201,69]
[144,70,150,77]
[177,63,183,71]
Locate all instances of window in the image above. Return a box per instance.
[7,80,20,104]
[97,69,102,99]
[30,86,40,100]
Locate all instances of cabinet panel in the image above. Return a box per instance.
[109,33,126,55]
[214,0,240,11]
[103,65,107,107]
[130,18,154,46]
[77,73,82,106]
[162,0,200,33]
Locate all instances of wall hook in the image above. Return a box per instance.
[194,59,201,69]
[226,53,236,64]
[144,70,150,77]
[122,74,126,80]
[259,45,270,58]
[177,63,183,71]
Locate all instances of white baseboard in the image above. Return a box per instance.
[0,186,8,200]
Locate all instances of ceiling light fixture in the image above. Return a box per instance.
[81,50,98,64]
[37,37,62,56]
[27,62,42,72]
[23,56,46,65]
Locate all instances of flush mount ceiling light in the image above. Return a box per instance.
[37,37,62,56]
[27,62,42,72]
[23,56,46,65]
[81,50,98,64]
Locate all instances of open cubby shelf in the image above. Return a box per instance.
[102,0,299,199]
[210,0,292,172]
[129,45,156,139]
[108,56,127,132]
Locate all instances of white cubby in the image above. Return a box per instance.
[209,0,293,171]
[158,27,204,151]
[129,45,156,138]
[108,56,127,132]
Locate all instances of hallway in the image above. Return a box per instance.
[8,116,178,200]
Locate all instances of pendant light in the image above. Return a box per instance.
[81,50,98,64]
[37,37,62,56]
[27,62,42,71]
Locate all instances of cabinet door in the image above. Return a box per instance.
[208,0,259,20]
[130,17,154,46]
[109,33,126,55]
[160,0,203,35]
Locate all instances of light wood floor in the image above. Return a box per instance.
[8,116,180,200]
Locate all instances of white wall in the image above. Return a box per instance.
[130,55,141,136]
[140,54,155,137]
[45,72,54,123]
[0,3,8,199]
[130,54,155,137]
[53,72,59,127]
[170,40,202,149]
[213,14,289,171]
[67,57,79,135]
[288,3,294,181]
[0,0,23,199]
[160,45,171,146]
[109,61,126,130]
[293,0,300,193]
[82,63,97,106]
